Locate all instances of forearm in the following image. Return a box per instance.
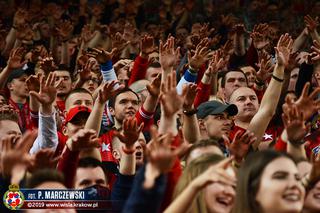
[29,95,40,113]
[85,100,104,133]
[287,143,307,161]
[158,113,178,136]
[309,30,320,44]
[60,41,70,67]
[182,115,200,143]
[164,182,198,213]
[143,95,158,114]
[2,28,16,57]
[234,34,246,56]
[100,61,118,82]
[249,64,284,149]
[119,149,136,175]
[88,31,102,48]
[176,69,197,95]
[0,67,12,89]
[292,29,308,53]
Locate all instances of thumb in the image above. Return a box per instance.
[29,91,42,102]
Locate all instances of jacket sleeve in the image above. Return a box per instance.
[121,165,167,213]
[128,56,149,86]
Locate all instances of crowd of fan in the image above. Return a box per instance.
[0,0,320,212]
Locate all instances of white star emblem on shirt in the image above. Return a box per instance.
[102,143,110,152]
[263,133,273,140]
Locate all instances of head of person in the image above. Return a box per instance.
[111,132,146,166]
[174,154,236,213]
[229,87,259,123]
[185,139,224,165]
[145,62,161,82]
[117,66,130,86]
[197,100,238,140]
[65,88,94,112]
[74,157,108,189]
[81,72,101,94]
[129,80,150,103]
[304,180,320,213]
[221,70,248,101]
[234,150,305,213]
[62,106,91,137]
[25,169,76,213]
[108,87,140,124]
[0,93,7,106]
[240,66,256,88]
[54,69,73,98]
[6,69,29,101]
[0,108,21,138]
[288,67,299,91]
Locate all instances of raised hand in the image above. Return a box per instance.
[203,51,224,83]
[66,129,100,151]
[7,47,27,70]
[55,20,74,41]
[282,105,310,146]
[81,25,98,44]
[233,24,248,36]
[255,58,273,82]
[159,36,180,71]
[224,131,257,163]
[111,32,130,53]
[29,72,62,106]
[311,40,320,62]
[97,80,124,103]
[26,73,41,93]
[16,23,34,41]
[160,72,188,117]
[183,83,198,110]
[188,38,211,71]
[275,33,293,67]
[0,130,37,184]
[199,23,215,39]
[146,73,161,97]
[304,15,319,33]
[123,23,140,45]
[30,45,48,63]
[87,47,117,64]
[294,82,320,120]
[13,8,27,27]
[140,35,156,58]
[190,157,236,190]
[114,117,144,150]
[39,56,58,74]
[143,126,187,189]
[79,60,95,81]
[29,149,60,172]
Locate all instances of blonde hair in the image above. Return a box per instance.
[173,154,225,213]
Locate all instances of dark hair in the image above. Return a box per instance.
[26,169,65,188]
[185,139,223,162]
[65,88,93,103]
[78,157,108,182]
[221,69,248,88]
[0,109,19,123]
[233,149,295,213]
[148,62,161,69]
[108,87,139,109]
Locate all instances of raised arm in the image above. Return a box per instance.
[249,34,293,150]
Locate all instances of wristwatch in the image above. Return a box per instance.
[183,109,198,116]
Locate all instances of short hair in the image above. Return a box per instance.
[0,108,19,123]
[108,87,139,109]
[148,62,161,69]
[221,69,248,88]
[65,88,93,103]
[77,157,108,182]
[26,169,65,188]
[185,139,223,161]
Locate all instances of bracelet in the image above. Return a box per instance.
[188,65,197,73]
[122,146,135,155]
[272,75,284,82]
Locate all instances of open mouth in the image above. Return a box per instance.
[216,196,232,207]
[282,193,301,202]
[313,193,320,199]
[135,151,142,160]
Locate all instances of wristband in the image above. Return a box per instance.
[255,79,265,86]
[122,146,135,155]
[188,66,197,73]
[272,75,284,82]
[183,109,198,116]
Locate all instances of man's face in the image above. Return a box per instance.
[0,95,6,106]
[241,67,256,87]
[229,87,259,122]
[65,92,93,112]
[146,67,161,82]
[201,112,233,139]
[0,120,21,139]
[223,71,247,101]
[64,116,87,137]
[110,91,140,123]
[75,167,107,189]
[8,75,29,99]
[82,72,100,94]
[54,70,72,97]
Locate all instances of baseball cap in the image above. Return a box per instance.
[65,106,91,124]
[196,101,238,119]
[6,69,27,83]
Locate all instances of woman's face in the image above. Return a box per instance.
[204,167,236,213]
[256,157,305,213]
[304,181,320,212]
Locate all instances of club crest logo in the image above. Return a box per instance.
[3,184,24,210]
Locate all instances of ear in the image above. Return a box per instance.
[109,107,115,117]
[112,150,121,161]
[7,82,13,91]
[198,119,207,132]
[62,125,68,136]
